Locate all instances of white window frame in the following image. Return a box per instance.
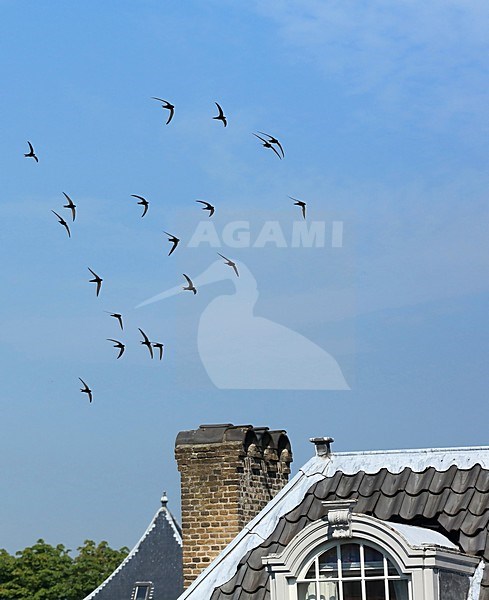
[263,511,480,600]
[131,581,153,600]
[296,539,411,600]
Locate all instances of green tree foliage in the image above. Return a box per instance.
[0,539,129,600]
[70,540,130,600]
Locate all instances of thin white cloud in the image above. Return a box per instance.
[252,0,489,134]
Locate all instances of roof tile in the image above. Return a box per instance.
[469,490,489,516]
[209,461,489,600]
[398,491,430,521]
[358,469,388,497]
[404,467,436,495]
[428,464,458,493]
[335,472,365,498]
[373,491,406,521]
[451,465,482,494]
[380,469,413,496]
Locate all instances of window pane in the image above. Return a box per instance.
[306,560,317,579]
[363,545,384,577]
[298,581,318,600]
[135,585,149,600]
[389,580,409,600]
[318,546,338,578]
[343,580,362,600]
[366,580,385,600]
[341,544,361,577]
[386,558,400,576]
[318,580,339,600]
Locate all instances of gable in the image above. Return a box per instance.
[85,504,183,600]
[210,463,489,600]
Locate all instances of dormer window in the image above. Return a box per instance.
[263,510,481,600]
[298,541,409,600]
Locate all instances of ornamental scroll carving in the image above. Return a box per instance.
[322,500,357,539]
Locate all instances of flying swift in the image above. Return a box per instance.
[164,231,180,256]
[217,252,239,277]
[88,267,103,297]
[196,200,215,217]
[183,274,197,295]
[51,210,71,238]
[257,131,284,158]
[107,339,125,359]
[24,141,38,162]
[138,328,154,359]
[79,378,93,403]
[131,194,149,218]
[289,196,306,220]
[151,97,175,124]
[105,311,123,330]
[153,342,164,361]
[253,133,282,159]
[213,102,227,127]
[62,193,76,221]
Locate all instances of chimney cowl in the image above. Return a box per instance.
[310,436,334,457]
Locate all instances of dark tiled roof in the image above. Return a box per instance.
[210,463,489,600]
[85,500,183,600]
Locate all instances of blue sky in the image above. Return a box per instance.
[0,0,488,554]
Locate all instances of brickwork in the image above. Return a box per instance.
[175,424,292,588]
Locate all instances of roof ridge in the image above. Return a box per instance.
[332,446,489,457]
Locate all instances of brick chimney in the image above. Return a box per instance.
[175,423,292,588]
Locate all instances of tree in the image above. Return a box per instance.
[0,549,15,588]
[70,540,129,600]
[0,539,72,599]
[0,540,128,600]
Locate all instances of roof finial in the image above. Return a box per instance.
[161,491,168,507]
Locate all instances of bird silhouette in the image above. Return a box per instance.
[253,133,282,159]
[196,200,215,217]
[138,328,154,359]
[213,102,227,127]
[289,196,306,219]
[51,210,71,238]
[24,141,38,162]
[151,97,175,124]
[258,131,284,158]
[79,378,93,403]
[217,252,239,277]
[62,193,76,221]
[107,339,125,359]
[138,260,350,390]
[153,342,164,360]
[164,231,180,256]
[183,274,197,295]
[105,311,123,330]
[88,267,103,297]
[131,194,149,218]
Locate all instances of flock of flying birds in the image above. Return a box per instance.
[24,98,307,403]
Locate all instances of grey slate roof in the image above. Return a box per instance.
[85,495,183,600]
[179,446,489,600]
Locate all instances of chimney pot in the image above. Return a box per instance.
[310,436,334,457]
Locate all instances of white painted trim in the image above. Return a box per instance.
[467,560,485,600]
[264,514,481,600]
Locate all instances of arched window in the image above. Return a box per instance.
[297,541,409,600]
[263,512,481,600]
